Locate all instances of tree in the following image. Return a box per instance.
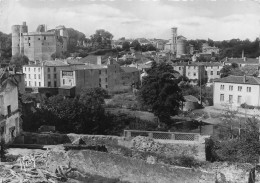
[67,28,86,52]
[10,53,29,71]
[130,40,141,51]
[90,29,113,50]
[122,41,130,51]
[220,63,244,78]
[138,62,184,125]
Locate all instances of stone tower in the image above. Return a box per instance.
[11,22,28,56]
[171,27,177,53]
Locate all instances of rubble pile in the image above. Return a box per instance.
[131,136,165,153]
[0,151,86,183]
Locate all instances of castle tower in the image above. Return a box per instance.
[171,27,177,53]
[12,22,28,56]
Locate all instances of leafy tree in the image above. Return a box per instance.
[90,29,113,50]
[141,44,157,52]
[220,63,244,78]
[67,28,86,52]
[51,51,70,60]
[130,40,141,51]
[122,41,130,51]
[138,62,184,125]
[0,138,7,162]
[10,53,29,71]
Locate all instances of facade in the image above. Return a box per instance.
[0,78,21,143]
[213,75,260,108]
[23,60,84,88]
[12,22,68,61]
[172,62,222,85]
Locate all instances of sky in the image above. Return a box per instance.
[0,0,260,41]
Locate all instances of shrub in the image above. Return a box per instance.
[0,138,7,162]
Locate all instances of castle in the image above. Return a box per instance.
[12,22,68,61]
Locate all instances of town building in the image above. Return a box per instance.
[12,22,68,61]
[22,60,84,88]
[213,75,260,108]
[0,77,21,143]
[223,57,260,68]
[172,62,222,85]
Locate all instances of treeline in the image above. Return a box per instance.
[0,32,12,63]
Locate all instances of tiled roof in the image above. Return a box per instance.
[79,55,101,64]
[224,58,259,64]
[214,75,260,85]
[44,60,68,66]
[172,62,222,67]
[67,64,107,71]
[121,66,139,73]
[184,95,199,102]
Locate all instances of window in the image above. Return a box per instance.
[238,86,242,91]
[24,67,26,72]
[238,96,242,104]
[29,68,30,72]
[38,68,40,72]
[188,72,190,76]
[0,126,4,136]
[179,67,181,70]
[48,82,51,87]
[34,74,36,79]
[211,66,213,69]
[35,81,36,86]
[99,78,101,83]
[194,66,196,69]
[7,105,11,117]
[44,36,46,40]
[38,38,40,40]
[205,71,207,75]
[99,70,101,75]
[247,87,251,92]
[99,84,101,87]
[220,85,224,90]
[39,82,41,87]
[193,73,196,76]
[38,74,41,79]
[34,68,36,72]
[29,74,31,79]
[48,74,50,79]
[229,85,233,91]
[106,85,108,88]
[63,79,65,85]
[229,95,233,103]
[105,78,108,82]
[48,68,50,72]
[28,37,30,40]
[105,70,107,74]
[42,43,44,45]
[54,67,56,72]
[220,94,224,101]
[24,75,26,79]
[217,71,220,75]
[54,81,57,87]
[211,71,213,75]
[29,81,31,86]
[54,74,57,79]
[29,43,30,46]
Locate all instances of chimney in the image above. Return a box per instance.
[242,50,244,59]
[243,75,246,83]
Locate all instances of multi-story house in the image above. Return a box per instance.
[172,62,223,85]
[0,77,21,143]
[213,75,260,108]
[23,60,84,88]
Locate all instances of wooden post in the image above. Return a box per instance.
[171,133,175,140]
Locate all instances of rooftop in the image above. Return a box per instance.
[223,57,260,64]
[214,75,260,85]
[121,66,139,73]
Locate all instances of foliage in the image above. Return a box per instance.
[10,53,29,71]
[122,41,130,51]
[90,29,113,50]
[51,51,70,60]
[138,62,184,125]
[0,32,12,61]
[66,28,86,53]
[220,64,244,78]
[141,44,157,52]
[130,40,141,51]
[208,117,260,164]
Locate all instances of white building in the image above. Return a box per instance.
[213,75,260,108]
